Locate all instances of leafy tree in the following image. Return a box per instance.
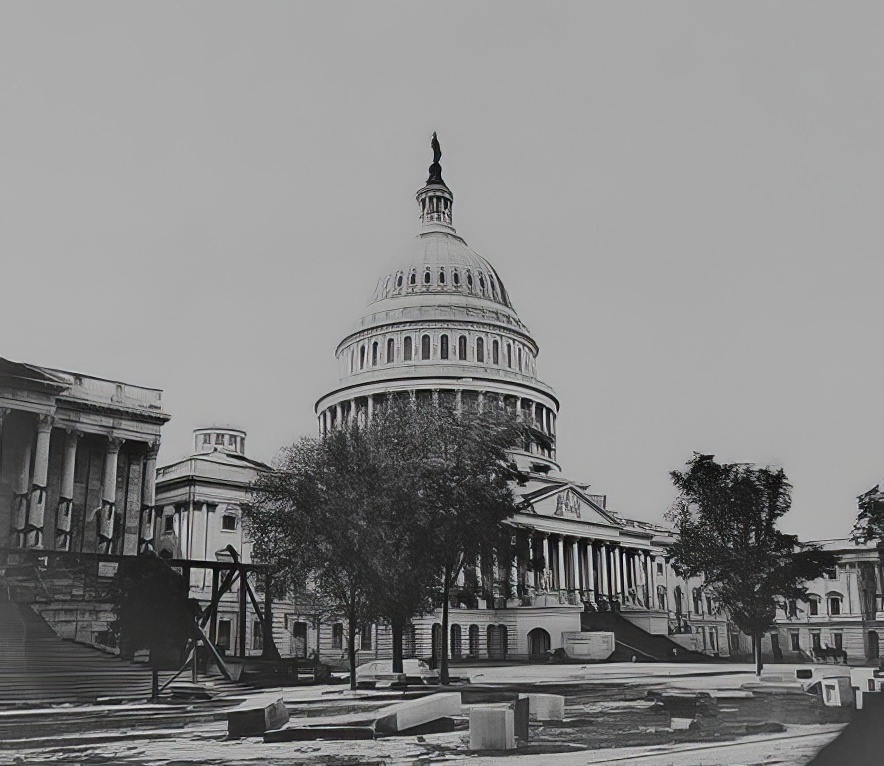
[666,453,835,675]
[105,552,196,698]
[245,424,390,689]
[852,484,884,544]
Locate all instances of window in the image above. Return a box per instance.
[517,347,522,371]
[164,515,174,533]
[811,631,821,650]
[833,632,843,650]
[450,624,462,659]
[404,336,413,361]
[332,623,343,650]
[466,271,473,289]
[217,619,232,650]
[787,600,798,618]
[222,513,237,531]
[824,567,837,579]
[829,596,842,616]
[201,434,211,445]
[360,345,366,369]
[476,337,484,363]
[478,273,485,293]
[386,338,395,364]
[492,339,499,365]
[506,344,512,368]
[706,596,714,614]
[790,631,800,651]
[421,334,431,360]
[708,628,716,650]
[252,620,263,650]
[453,269,460,286]
[424,270,431,285]
[215,433,224,445]
[809,599,819,616]
[468,624,480,655]
[360,624,373,650]
[396,272,403,288]
[440,335,449,360]
[409,270,416,286]
[656,562,664,576]
[371,342,378,366]
[458,335,467,360]
[439,268,445,284]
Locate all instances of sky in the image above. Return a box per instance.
[1,2,882,541]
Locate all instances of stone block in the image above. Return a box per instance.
[514,696,529,740]
[264,726,374,742]
[519,693,565,722]
[374,691,461,734]
[228,699,289,737]
[469,706,515,751]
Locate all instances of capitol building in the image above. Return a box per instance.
[310,139,732,662]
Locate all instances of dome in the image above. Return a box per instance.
[371,228,513,310]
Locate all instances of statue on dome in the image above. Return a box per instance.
[427,132,444,184]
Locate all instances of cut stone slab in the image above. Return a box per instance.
[470,706,515,751]
[264,726,374,742]
[374,691,461,734]
[397,717,456,736]
[518,693,565,722]
[514,696,529,741]
[228,699,290,738]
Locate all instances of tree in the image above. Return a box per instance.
[244,398,525,687]
[105,552,196,699]
[245,424,391,689]
[666,453,835,675]
[852,484,884,544]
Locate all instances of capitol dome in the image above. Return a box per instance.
[316,136,560,472]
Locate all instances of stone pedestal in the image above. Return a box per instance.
[469,706,515,751]
[519,693,565,722]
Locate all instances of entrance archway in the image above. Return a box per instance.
[527,627,551,659]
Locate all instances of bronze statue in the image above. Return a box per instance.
[431,132,441,164]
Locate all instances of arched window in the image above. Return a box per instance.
[453,269,460,286]
[468,624,480,656]
[440,334,449,360]
[439,268,445,284]
[404,336,413,361]
[492,339,499,365]
[466,271,473,290]
[828,594,843,616]
[421,334,431,360]
[808,597,820,616]
[450,624,462,659]
[424,269,431,285]
[489,276,497,299]
[476,337,485,363]
[517,346,522,371]
[506,343,512,368]
[371,341,378,366]
[478,273,485,294]
[386,338,395,364]
[360,345,366,369]
[409,269,416,286]
[396,272,403,288]
[350,348,355,374]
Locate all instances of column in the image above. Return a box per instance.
[648,554,656,607]
[587,541,595,598]
[599,544,609,596]
[349,398,357,426]
[532,533,542,590]
[455,389,462,413]
[139,441,159,553]
[509,536,519,601]
[12,435,33,548]
[56,429,82,551]
[26,414,53,549]
[613,546,622,598]
[367,395,374,424]
[98,437,123,554]
[556,536,566,591]
[335,402,343,429]
[432,388,439,407]
[572,539,580,591]
[477,391,485,413]
[576,540,584,591]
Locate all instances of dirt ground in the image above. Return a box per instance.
[0,663,850,765]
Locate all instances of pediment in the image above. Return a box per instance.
[521,482,621,528]
[0,358,69,393]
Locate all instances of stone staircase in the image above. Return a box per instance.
[581,611,715,662]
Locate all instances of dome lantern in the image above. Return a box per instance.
[416,132,454,231]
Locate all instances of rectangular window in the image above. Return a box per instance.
[215,434,224,445]
[252,621,263,650]
[222,514,237,531]
[790,631,800,651]
[787,600,798,618]
[811,631,821,650]
[217,619,232,650]
[833,633,843,650]
[360,624,373,651]
[829,597,841,616]
[809,599,819,616]
[706,597,713,614]
[164,515,174,533]
[656,563,664,576]
[332,623,343,650]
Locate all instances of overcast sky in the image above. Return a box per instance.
[2,2,882,541]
